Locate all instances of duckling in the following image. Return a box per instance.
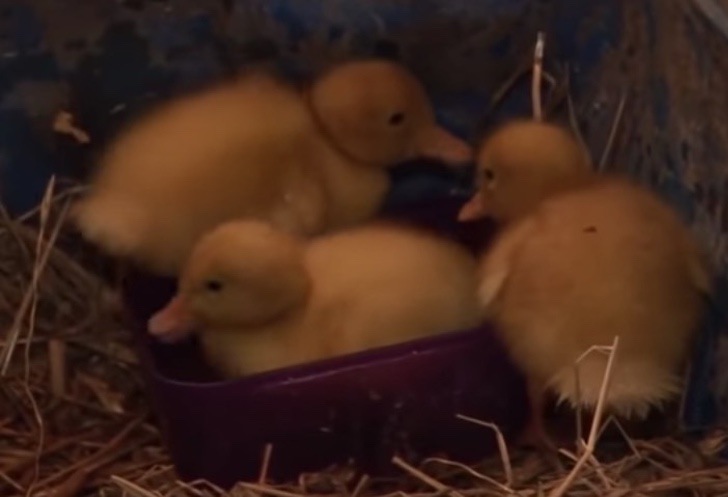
[457,119,591,224]
[147,220,482,378]
[461,120,711,448]
[72,59,471,276]
[307,59,472,169]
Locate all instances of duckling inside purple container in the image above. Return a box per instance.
[121,193,529,486]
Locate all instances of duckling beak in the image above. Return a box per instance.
[148,295,199,343]
[415,125,472,166]
[457,191,488,222]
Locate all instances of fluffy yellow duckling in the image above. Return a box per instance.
[458,119,591,224]
[72,59,471,276]
[460,120,712,447]
[147,220,482,378]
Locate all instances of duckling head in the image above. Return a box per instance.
[307,59,472,167]
[458,120,592,224]
[147,220,310,342]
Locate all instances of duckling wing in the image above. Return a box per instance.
[477,216,539,312]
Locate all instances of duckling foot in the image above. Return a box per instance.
[517,381,560,453]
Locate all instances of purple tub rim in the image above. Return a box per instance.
[133,320,493,390]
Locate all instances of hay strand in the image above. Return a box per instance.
[598,91,629,170]
[259,443,274,484]
[548,336,620,497]
[48,338,66,397]
[531,31,546,121]
[392,456,465,497]
[0,177,63,375]
[455,415,514,487]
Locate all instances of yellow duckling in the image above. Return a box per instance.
[458,119,591,224]
[147,220,482,378]
[72,59,471,276]
[460,120,712,447]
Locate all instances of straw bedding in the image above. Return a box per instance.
[2,32,728,497]
[1,190,728,495]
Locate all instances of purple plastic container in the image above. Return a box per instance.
[122,196,529,487]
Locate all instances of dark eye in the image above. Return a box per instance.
[482,169,495,182]
[205,279,223,292]
[388,112,405,126]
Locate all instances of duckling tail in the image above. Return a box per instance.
[548,355,684,420]
[71,192,149,258]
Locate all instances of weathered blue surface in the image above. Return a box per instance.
[1,0,727,431]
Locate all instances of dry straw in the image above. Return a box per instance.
[1,32,727,497]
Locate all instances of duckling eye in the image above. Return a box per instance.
[482,168,495,182]
[204,279,224,293]
[388,112,405,126]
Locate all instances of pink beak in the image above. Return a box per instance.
[457,191,489,222]
[415,125,472,166]
[148,294,199,344]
